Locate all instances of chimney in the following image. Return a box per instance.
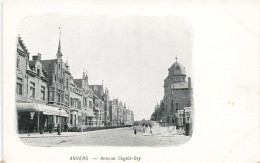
[32,53,41,61]
[188,77,191,90]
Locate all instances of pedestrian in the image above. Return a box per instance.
[149,123,152,134]
[134,127,137,135]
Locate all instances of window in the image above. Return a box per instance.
[70,98,74,107]
[172,117,175,123]
[41,86,45,101]
[89,101,93,109]
[65,95,69,106]
[49,91,53,101]
[176,66,179,70]
[61,93,64,104]
[37,68,40,76]
[16,78,22,95]
[57,91,60,103]
[17,57,20,69]
[79,101,81,109]
[176,103,179,110]
[56,115,58,124]
[187,101,191,107]
[30,82,35,98]
[58,64,61,69]
[53,75,56,82]
[171,100,174,112]
[66,79,69,89]
[70,114,73,125]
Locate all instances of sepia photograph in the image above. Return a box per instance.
[16,15,193,147]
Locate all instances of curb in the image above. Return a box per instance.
[19,127,130,138]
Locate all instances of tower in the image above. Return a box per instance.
[56,27,63,59]
[164,56,186,89]
[85,69,88,83]
[83,68,85,79]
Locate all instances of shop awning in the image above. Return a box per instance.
[16,103,68,117]
[83,109,95,117]
[68,107,82,113]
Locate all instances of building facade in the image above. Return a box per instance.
[162,57,192,124]
[74,71,95,127]
[150,57,192,128]
[16,37,68,134]
[41,36,71,129]
[109,99,118,126]
[16,34,134,133]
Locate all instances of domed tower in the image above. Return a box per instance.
[164,57,186,89]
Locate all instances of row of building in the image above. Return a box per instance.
[150,57,193,130]
[16,35,134,133]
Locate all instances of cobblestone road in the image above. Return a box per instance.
[20,127,191,147]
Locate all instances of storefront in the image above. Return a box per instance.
[16,103,68,133]
[83,109,95,127]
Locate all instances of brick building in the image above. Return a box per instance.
[67,76,82,128]
[40,35,71,129]
[162,57,192,124]
[74,70,95,127]
[90,85,104,126]
[109,99,118,126]
[16,37,68,133]
[15,31,135,133]
[117,101,124,125]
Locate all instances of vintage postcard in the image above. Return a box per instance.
[3,0,259,163]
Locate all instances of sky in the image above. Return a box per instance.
[18,14,193,121]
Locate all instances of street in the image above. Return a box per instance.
[20,127,191,147]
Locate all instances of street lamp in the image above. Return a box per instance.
[58,108,62,135]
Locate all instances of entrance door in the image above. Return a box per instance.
[74,114,76,126]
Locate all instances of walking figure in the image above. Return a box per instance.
[134,127,137,135]
[149,123,152,134]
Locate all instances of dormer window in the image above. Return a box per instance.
[37,68,40,76]
[176,66,179,70]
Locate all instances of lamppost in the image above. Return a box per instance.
[58,108,62,135]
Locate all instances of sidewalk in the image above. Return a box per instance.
[19,132,84,138]
[19,127,128,138]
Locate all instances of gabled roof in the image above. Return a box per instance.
[17,37,29,55]
[90,85,104,99]
[73,79,82,88]
[41,59,57,76]
[29,60,36,68]
[70,78,76,86]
